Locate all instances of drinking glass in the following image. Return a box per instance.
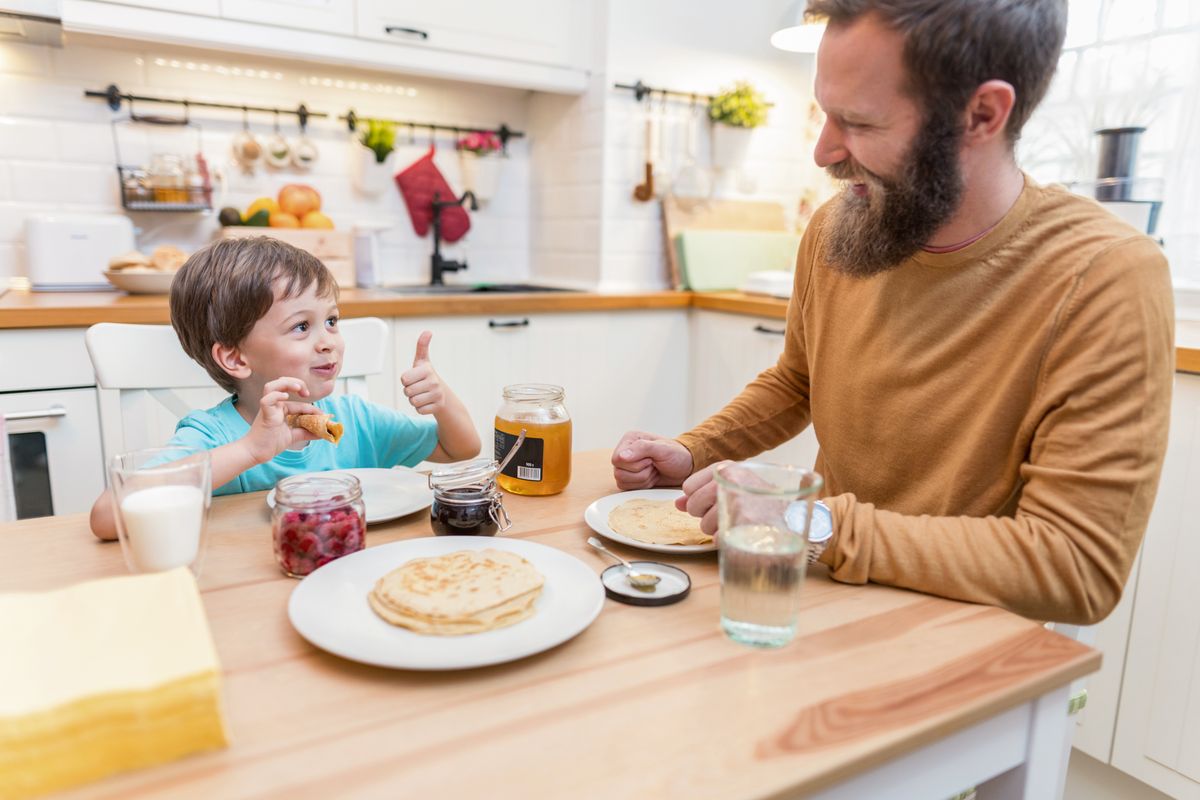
[108,447,212,576]
[715,461,823,648]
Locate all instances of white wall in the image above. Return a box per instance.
[0,33,534,286]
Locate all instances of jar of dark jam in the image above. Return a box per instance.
[428,458,511,536]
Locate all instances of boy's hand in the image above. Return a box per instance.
[244,377,322,464]
[401,331,447,416]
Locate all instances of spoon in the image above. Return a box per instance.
[587,536,661,591]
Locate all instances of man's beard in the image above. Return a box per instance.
[822,109,965,278]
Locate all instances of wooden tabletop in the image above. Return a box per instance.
[1,451,1098,799]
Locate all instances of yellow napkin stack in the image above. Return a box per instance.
[0,568,229,798]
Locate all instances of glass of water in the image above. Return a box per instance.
[715,462,823,648]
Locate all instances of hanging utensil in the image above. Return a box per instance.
[264,110,291,169]
[673,96,713,198]
[632,102,655,202]
[291,106,319,170]
[230,106,261,175]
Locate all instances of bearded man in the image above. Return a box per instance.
[610,0,1174,625]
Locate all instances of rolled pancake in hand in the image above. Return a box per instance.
[369,549,545,636]
[608,499,712,545]
[285,413,343,445]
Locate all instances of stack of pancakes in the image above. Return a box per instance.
[368,549,544,636]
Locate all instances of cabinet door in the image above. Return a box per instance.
[356,0,587,69]
[392,311,688,460]
[688,310,819,468]
[1110,373,1200,798]
[220,0,354,35]
[92,0,220,14]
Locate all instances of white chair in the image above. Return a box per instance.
[85,317,389,465]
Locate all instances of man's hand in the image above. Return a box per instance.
[244,377,321,464]
[675,460,734,536]
[611,431,694,490]
[400,331,447,416]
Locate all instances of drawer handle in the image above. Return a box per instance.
[488,318,530,329]
[384,25,429,40]
[753,324,786,336]
[3,406,67,422]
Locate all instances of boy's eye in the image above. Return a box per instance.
[326,316,339,329]
[293,321,309,333]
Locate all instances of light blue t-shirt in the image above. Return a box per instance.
[166,394,439,496]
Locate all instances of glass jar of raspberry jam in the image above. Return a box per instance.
[271,473,366,578]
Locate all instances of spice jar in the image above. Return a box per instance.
[428,458,511,536]
[494,383,571,496]
[271,473,366,578]
[149,153,187,203]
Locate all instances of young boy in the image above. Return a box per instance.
[89,237,480,540]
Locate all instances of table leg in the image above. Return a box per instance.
[977,684,1071,799]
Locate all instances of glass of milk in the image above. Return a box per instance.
[715,462,823,649]
[108,447,212,576]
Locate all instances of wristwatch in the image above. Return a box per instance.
[807,500,833,564]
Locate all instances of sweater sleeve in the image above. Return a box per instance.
[819,237,1175,625]
[676,213,824,470]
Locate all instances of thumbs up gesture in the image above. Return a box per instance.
[400,330,445,416]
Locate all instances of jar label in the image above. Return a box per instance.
[495,429,544,482]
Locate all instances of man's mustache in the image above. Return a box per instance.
[826,160,883,185]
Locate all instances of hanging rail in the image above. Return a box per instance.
[613,79,774,107]
[341,110,525,149]
[84,84,326,126]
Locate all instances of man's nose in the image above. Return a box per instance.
[813,119,848,168]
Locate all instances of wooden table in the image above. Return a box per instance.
[1,451,1098,799]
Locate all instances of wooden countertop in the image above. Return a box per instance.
[1,451,1097,799]
[4,286,1196,373]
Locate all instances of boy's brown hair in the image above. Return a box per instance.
[169,237,338,395]
[805,0,1067,144]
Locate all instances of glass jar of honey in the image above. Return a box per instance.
[494,384,571,495]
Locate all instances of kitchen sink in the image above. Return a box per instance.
[387,283,582,294]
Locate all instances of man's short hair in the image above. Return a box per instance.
[806,0,1067,143]
[169,237,338,395]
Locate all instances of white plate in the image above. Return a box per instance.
[266,467,432,525]
[584,488,717,554]
[288,536,605,670]
[104,270,175,294]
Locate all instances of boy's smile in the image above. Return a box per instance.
[231,278,345,408]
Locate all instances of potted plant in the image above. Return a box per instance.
[708,81,768,170]
[456,130,505,205]
[351,118,396,196]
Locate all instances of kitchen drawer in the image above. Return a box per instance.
[0,328,95,393]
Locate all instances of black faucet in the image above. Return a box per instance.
[430,190,478,285]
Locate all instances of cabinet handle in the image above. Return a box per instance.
[488,318,530,329]
[384,25,429,40]
[3,406,67,422]
[753,324,786,336]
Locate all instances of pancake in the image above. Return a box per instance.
[607,498,712,546]
[286,413,343,445]
[369,549,545,636]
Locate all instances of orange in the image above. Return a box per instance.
[278,184,321,218]
[300,211,334,229]
[268,211,300,228]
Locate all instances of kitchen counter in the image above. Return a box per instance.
[0,450,1096,799]
[4,287,1196,373]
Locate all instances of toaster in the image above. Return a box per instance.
[25,213,135,291]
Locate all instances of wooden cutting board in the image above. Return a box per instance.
[661,195,788,290]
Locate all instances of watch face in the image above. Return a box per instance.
[785,500,832,541]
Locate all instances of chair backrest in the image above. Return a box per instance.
[85,317,388,462]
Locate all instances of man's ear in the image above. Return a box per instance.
[962,79,1016,146]
[212,341,252,380]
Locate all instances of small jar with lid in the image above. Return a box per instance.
[271,473,366,578]
[494,384,572,496]
[428,458,511,536]
[148,153,186,203]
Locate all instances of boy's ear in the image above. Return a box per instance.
[212,342,252,380]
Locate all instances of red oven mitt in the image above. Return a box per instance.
[394,146,470,242]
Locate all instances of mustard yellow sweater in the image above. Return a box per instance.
[678,177,1175,624]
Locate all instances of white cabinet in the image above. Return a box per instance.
[1107,372,1200,798]
[688,310,819,468]
[356,0,587,70]
[392,310,689,460]
[92,0,219,14]
[220,0,354,36]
